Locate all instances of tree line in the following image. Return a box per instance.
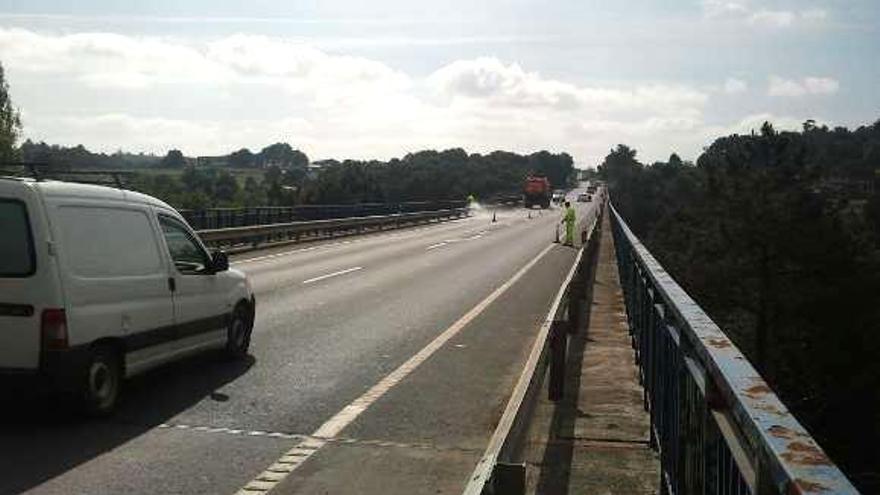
[129,148,576,210]
[600,120,880,492]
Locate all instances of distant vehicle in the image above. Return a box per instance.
[577,193,592,202]
[552,190,566,204]
[587,184,598,194]
[0,177,256,414]
[523,175,551,209]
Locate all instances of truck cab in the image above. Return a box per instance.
[524,176,551,209]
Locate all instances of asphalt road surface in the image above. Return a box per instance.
[1,189,600,495]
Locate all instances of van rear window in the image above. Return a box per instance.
[0,200,35,277]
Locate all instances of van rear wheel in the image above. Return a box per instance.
[81,346,121,416]
[225,305,252,359]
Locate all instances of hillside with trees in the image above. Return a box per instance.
[601,120,880,492]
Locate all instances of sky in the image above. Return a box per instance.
[0,0,877,167]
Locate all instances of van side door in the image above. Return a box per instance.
[156,214,228,350]
[49,203,175,358]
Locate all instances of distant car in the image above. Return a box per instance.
[0,177,256,414]
[577,193,592,203]
[552,191,566,204]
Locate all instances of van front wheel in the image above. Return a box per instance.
[225,305,252,359]
[81,346,121,416]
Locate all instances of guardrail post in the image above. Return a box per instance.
[548,320,567,401]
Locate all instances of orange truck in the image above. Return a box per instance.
[523,175,551,209]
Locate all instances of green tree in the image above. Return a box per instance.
[214,171,239,204]
[228,148,255,168]
[240,176,266,206]
[258,143,309,169]
[160,149,186,168]
[0,62,21,164]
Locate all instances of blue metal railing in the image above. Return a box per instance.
[610,204,858,495]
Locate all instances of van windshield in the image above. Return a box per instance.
[0,199,35,277]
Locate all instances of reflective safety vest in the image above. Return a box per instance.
[564,207,576,224]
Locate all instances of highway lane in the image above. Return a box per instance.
[0,191,599,495]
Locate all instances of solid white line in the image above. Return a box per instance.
[301,266,363,284]
[235,241,557,494]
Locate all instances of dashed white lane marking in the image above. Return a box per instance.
[231,217,475,266]
[158,423,306,441]
[235,241,557,494]
[427,230,489,250]
[301,266,363,284]
[161,422,483,454]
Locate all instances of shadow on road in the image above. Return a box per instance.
[0,352,254,494]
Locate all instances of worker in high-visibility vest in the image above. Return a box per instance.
[561,201,576,246]
[467,194,476,206]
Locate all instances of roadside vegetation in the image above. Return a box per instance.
[601,120,880,492]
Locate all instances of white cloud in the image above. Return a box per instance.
[5,27,834,168]
[0,28,229,86]
[205,34,410,91]
[723,78,748,94]
[804,77,839,94]
[768,76,839,96]
[801,9,828,22]
[768,76,808,96]
[0,28,409,94]
[700,1,828,28]
[701,0,750,19]
[749,10,796,28]
[427,57,708,117]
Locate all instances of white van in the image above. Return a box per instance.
[0,177,255,414]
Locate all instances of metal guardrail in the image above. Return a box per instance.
[609,204,858,495]
[462,203,605,495]
[181,201,467,230]
[196,208,468,251]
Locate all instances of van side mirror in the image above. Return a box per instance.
[211,250,229,273]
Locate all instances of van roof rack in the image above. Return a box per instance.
[0,162,134,188]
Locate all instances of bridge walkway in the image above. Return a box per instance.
[526,212,660,494]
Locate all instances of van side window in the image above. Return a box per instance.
[56,206,164,278]
[158,216,211,274]
[0,199,35,277]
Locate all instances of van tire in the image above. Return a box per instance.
[225,304,252,359]
[80,345,122,416]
